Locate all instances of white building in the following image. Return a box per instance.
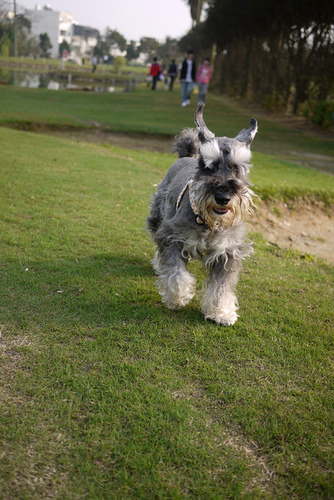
[71,24,99,63]
[58,10,73,48]
[23,5,99,61]
[24,5,65,58]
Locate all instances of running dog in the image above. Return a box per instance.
[147,103,258,325]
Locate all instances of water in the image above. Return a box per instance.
[0,68,137,93]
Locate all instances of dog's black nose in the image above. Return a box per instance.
[215,192,231,206]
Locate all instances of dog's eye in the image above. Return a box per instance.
[228,164,239,175]
[211,160,220,171]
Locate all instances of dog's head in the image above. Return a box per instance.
[190,103,258,230]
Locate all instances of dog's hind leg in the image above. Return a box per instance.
[201,255,241,326]
[152,247,196,309]
[147,190,165,236]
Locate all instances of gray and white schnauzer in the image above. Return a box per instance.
[147,103,258,325]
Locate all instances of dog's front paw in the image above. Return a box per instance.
[205,312,239,326]
[160,287,195,309]
[157,270,197,309]
[201,291,239,326]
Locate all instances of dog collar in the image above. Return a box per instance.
[176,179,205,225]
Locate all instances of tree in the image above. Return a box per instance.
[94,28,127,58]
[183,0,207,27]
[158,37,180,62]
[0,0,12,47]
[39,32,52,58]
[59,39,70,57]
[105,28,126,52]
[201,0,334,115]
[126,40,139,62]
[0,2,33,56]
[93,34,105,57]
[183,1,216,28]
[138,37,160,62]
[18,33,39,56]
[178,24,209,55]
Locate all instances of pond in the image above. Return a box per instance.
[0,68,140,93]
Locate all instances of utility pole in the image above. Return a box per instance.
[13,0,17,57]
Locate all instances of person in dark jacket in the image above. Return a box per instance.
[168,59,178,90]
[180,50,196,106]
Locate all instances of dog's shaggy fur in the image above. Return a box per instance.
[147,103,258,325]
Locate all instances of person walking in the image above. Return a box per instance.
[196,57,212,104]
[180,50,196,107]
[168,59,178,90]
[149,57,161,90]
[92,54,98,73]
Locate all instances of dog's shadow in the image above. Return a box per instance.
[2,253,205,330]
[93,253,205,325]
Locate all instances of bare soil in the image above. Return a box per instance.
[247,202,334,263]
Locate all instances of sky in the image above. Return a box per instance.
[18,0,193,41]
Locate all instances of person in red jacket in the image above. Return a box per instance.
[149,57,161,90]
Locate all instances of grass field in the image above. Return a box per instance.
[1,87,334,498]
[0,85,333,166]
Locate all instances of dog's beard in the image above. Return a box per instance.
[200,195,240,230]
[196,191,254,231]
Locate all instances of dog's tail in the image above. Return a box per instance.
[172,128,199,158]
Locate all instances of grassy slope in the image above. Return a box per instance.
[106,144,334,204]
[1,127,333,498]
[0,85,333,157]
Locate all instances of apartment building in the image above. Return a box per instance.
[23,5,99,61]
[71,25,99,63]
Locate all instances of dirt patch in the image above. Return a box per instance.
[248,202,334,263]
[38,127,176,154]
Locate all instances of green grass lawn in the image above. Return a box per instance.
[1,125,333,498]
[0,85,333,173]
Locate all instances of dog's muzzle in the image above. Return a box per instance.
[213,191,231,215]
[214,191,231,206]
[176,180,234,230]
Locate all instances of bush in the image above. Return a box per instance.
[311,101,334,128]
[0,36,10,57]
[113,56,127,73]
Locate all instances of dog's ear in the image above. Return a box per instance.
[235,119,258,147]
[194,103,215,143]
[195,104,222,170]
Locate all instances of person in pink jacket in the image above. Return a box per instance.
[196,58,212,104]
